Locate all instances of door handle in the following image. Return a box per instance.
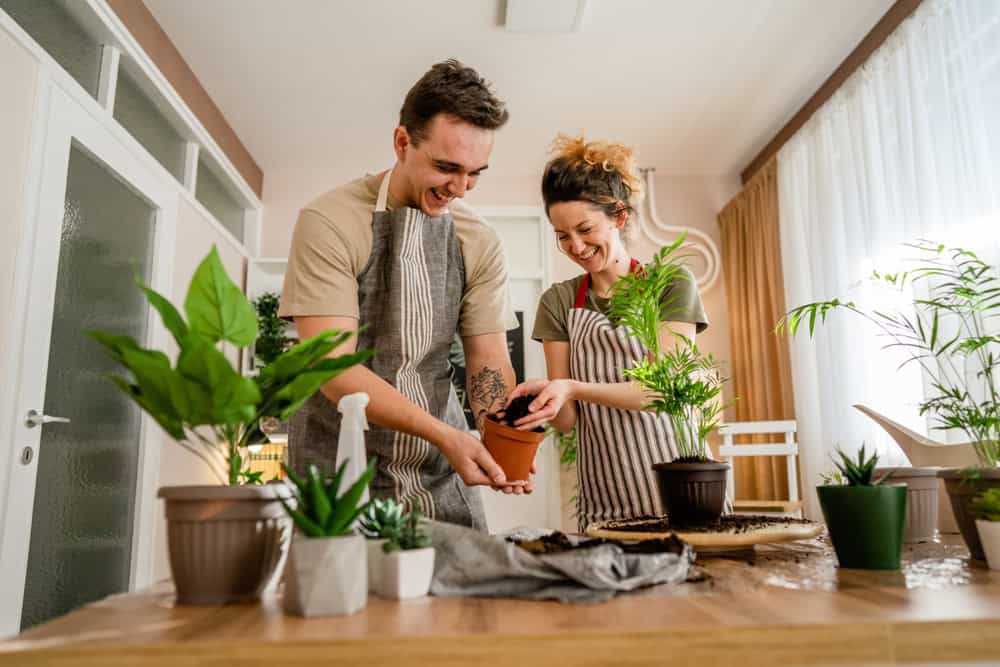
[25,409,71,428]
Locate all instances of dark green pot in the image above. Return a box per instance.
[816,484,907,570]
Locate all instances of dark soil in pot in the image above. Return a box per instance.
[489,394,545,432]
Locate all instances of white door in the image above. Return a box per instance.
[0,81,175,634]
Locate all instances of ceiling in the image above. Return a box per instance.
[144,0,893,186]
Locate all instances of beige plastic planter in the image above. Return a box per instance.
[284,534,367,617]
[158,484,292,605]
[975,520,1000,571]
[376,547,435,600]
[875,467,939,543]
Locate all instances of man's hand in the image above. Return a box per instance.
[436,425,525,488]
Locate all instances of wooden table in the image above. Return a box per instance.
[4,536,1000,666]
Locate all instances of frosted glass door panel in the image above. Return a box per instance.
[20,145,154,630]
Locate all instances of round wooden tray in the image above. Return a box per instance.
[586,515,823,548]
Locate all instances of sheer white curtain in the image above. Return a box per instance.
[777,0,1000,518]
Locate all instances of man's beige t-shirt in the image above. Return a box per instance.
[279,172,517,336]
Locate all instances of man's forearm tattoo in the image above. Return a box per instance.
[470,366,507,427]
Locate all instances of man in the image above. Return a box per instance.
[279,60,524,530]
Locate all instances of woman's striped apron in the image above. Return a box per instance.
[569,261,681,531]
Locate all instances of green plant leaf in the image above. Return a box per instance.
[324,458,377,534]
[137,280,189,346]
[184,246,257,346]
[177,334,260,424]
[307,465,333,529]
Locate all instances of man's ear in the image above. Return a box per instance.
[393,126,411,162]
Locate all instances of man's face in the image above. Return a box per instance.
[393,114,494,216]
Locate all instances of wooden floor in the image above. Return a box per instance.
[3,535,1000,666]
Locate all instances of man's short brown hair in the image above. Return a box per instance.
[399,59,509,144]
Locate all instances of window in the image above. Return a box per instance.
[1,0,103,97]
[196,158,245,241]
[113,64,187,182]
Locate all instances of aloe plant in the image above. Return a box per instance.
[824,444,885,487]
[382,510,431,553]
[86,246,372,485]
[281,459,377,537]
[358,498,406,539]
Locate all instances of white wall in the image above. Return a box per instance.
[0,25,39,559]
[261,163,740,532]
[151,197,247,582]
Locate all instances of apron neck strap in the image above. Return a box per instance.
[574,258,640,308]
[375,167,393,213]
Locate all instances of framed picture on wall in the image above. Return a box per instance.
[449,311,525,430]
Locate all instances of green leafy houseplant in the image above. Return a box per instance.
[972,488,1000,522]
[358,498,406,539]
[252,291,292,366]
[382,510,431,553]
[280,459,377,537]
[820,445,887,486]
[777,242,1000,467]
[608,234,728,461]
[87,246,372,485]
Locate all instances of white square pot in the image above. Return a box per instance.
[283,534,367,617]
[366,538,387,593]
[976,520,1000,571]
[376,547,435,600]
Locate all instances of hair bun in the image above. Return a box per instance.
[549,133,643,201]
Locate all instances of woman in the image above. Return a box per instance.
[507,135,708,530]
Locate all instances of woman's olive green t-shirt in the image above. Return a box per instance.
[531,266,709,342]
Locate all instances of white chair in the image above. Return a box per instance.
[718,420,802,518]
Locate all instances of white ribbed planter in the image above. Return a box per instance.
[976,520,1000,571]
[366,538,387,593]
[875,467,939,543]
[158,484,292,605]
[284,534,367,617]
[376,547,435,600]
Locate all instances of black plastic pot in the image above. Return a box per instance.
[938,468,1000,561]
[816,484,906,570]
[651,461,729,525]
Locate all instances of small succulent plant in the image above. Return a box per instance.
[358,497,406,539]
[972,488,1000,522]
[824,444,886,486]
[382,510,431,553]
[280,458,376,537]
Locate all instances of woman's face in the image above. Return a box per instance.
[548,200,625,274]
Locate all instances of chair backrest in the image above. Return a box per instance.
[717,420,799,504]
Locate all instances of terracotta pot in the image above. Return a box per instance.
[284,534,367,617]
[939,468,1000,560]
[874,467,940,543]
[158,484,292,605]
[651,461,729,525]
[482,418,545,482]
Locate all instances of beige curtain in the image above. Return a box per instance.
[717,159,796,500]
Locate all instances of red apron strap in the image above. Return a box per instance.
[574,259,640,309]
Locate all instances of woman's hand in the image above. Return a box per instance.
[505,379,575,431]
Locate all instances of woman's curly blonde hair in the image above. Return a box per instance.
[542,134,644,235]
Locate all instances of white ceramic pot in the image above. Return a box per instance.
[875,467,940,542]
[376,547,435,600]
[366,538,387,593]
[975,520,1000,571]
[283,533,367,617]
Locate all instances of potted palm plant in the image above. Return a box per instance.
[358,497,406,593]
[252,290,293,367]
[376,510,435,600]
[87,246,371,604]
[818,445,907,569]
[779,242,1000,559]
[972,488,1000,571]
[280,459,376,616]
[608,237,731,525]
